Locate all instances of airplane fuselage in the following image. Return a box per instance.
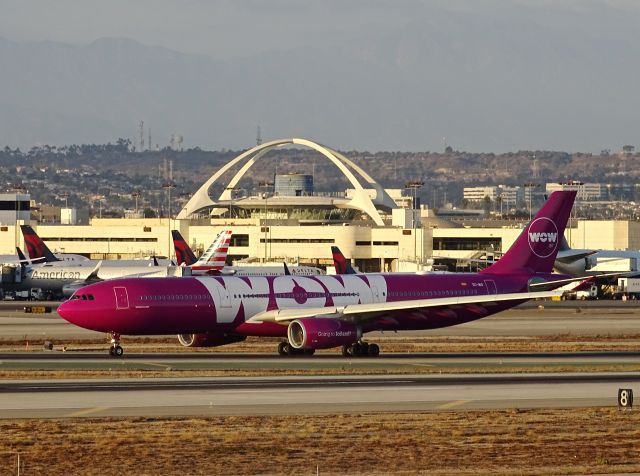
[2,264,185,295]
[189,264,324,276]
[59,271,557,337]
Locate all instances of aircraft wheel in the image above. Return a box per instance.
[303,348,315,356]
[341,344,352,357]
[351,343,363,356]
[108,347,115,356]
[283,343,295,355]
[367,343,380,357]
[278,342,288,356]
[113,345,124,357]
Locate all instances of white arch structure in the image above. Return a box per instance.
[177,138,397,226]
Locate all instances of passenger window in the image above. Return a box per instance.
[88,295,94,301]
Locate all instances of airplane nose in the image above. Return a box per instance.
[57,300,81,326]
[57,299,101,332]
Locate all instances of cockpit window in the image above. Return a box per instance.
[71,293,95,301]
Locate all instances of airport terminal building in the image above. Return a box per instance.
[2,138,640,272]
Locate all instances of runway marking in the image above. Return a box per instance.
[139,361,174,370]
[437,399,471,410]
[66,406,110,417]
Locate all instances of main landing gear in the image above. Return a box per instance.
[108,332,124,357]
[342,341,380,357]
[277,342,315,356]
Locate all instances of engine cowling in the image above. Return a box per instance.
[287,318,361,350]
[177,333,246,348]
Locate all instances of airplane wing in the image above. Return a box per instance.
[555,250,596,264]
[247,290,559,326]
[529,271,640,289]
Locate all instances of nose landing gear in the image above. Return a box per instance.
[108,332,123,357]
[342,341,380,357]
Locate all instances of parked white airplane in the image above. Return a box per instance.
[553,237,640,279]
[172,230,324,276]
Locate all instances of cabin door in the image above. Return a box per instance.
[216,286,232,308]
[113,286,129,310]
[371,285,381,303]
[483,280,497,295]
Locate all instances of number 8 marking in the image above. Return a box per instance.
[620,391,628,406]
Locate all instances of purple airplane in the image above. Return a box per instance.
[58,191,577,357]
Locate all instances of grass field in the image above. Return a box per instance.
[1,409,639,475]
[4,333,640,354]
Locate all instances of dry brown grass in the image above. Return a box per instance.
[1,364,640,381]
[4,333,640,354]
[1,409,639,475]
[1,334,639,380]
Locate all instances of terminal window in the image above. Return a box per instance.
[433,237,501,252]
[230,234,249,247]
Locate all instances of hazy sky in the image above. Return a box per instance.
[2,0,640,152]
[3,0,639,59]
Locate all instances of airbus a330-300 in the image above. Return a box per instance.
[58,191,577,357]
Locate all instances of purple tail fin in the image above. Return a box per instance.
[481,191,576,274]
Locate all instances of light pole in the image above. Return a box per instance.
[132,190,141,216]
[60,191,69,209]
[405,181,424,265]
[162,181,176,260]
[560,180,583,245]
[524,183,538,221]
[259,181,273,263]
[13,184,26,248]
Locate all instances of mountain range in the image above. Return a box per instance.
[1,4,639,152]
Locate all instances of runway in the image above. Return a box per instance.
[2,301,639,420]
[2,302,640,340]
[0,373,638,419]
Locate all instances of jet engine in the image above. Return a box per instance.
[177,333,246,348]
[287,318,361,350]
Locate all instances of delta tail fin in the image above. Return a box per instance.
[331,246,358,275]
[20,225,60,263]
[481,190,576,274]
[172,230,198,266]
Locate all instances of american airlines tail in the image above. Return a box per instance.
[20,225,60,263]
[481,191,576,274]
[171,230,198,266]
[195,230,232,269]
